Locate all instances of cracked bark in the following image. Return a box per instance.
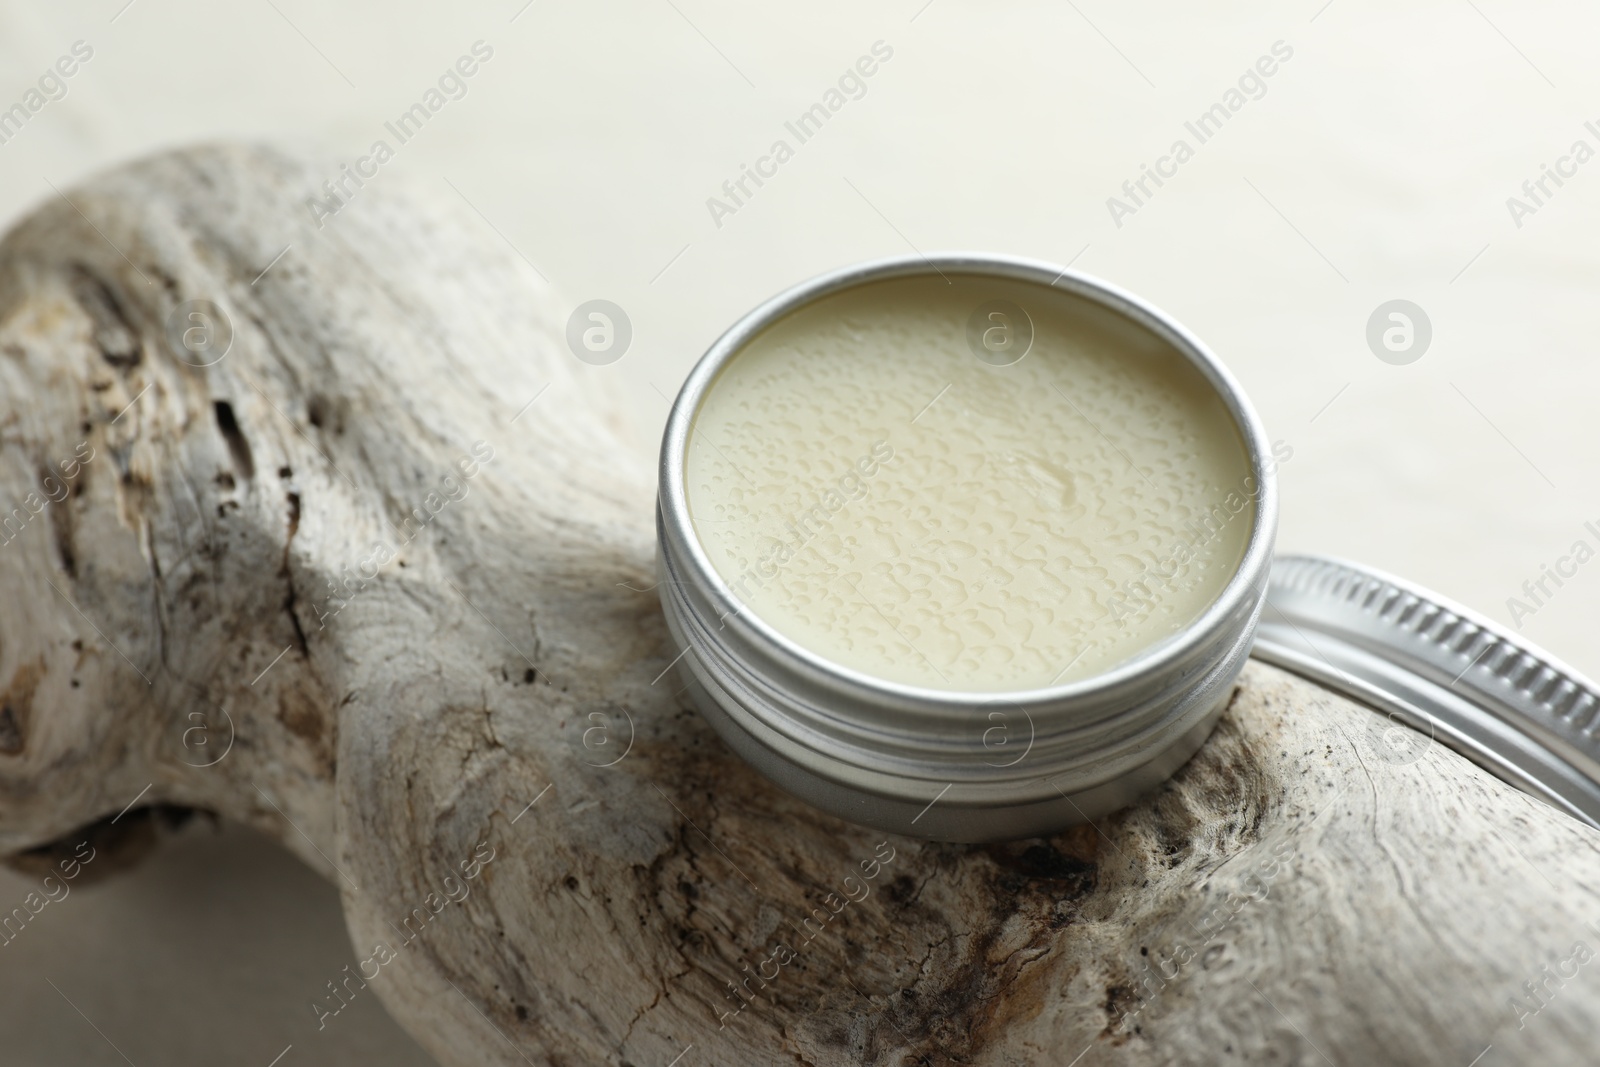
[1,145,1599,1066]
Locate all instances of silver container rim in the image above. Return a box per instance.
[658,251,1279,716]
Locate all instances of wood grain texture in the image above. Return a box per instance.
[1,145,1597,1066]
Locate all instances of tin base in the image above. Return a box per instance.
[671,616,1254,843]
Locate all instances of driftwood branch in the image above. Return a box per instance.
[2,144,1598,1066]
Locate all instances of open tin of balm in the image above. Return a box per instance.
[657,254,1279,842]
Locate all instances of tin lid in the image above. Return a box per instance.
[1253,554,1600,829]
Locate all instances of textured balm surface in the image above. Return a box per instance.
[684,274,1255,692]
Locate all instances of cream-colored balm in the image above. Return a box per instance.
[683,274,1260,692]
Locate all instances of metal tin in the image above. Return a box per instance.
[656,254,1279,842]
[1256,554,1600,830]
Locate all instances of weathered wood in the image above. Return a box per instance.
[2,145,1598,1066]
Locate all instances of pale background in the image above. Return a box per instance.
[2,0,1596,1061]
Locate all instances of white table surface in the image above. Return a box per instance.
[2,0,1597,1061]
